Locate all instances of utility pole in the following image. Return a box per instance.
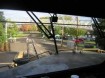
[5,23,7,42]
[75,16,79,52]
[76,16,79,39]
[5,23,9,51]
[61,15,65,47]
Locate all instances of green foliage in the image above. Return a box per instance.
[93,18,105,49]
[37,25,51,36]
[40,15,72,21]
[54,26,87,37]
[0,23,6,44]
[39,16,86,39]
[77,28,87,36]
[58,15,72,20]
[0,12,5,19]
[39,15,72,37]
[0,11,6,44]
[0,12,5,25]
[93,18,105,36]
[98,18,105,28]
[64,27,87,37]
[40,17,49,19]
[31,24,38,31]
[7,23,19,38]
[54,26,62,35]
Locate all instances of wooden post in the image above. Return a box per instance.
[61,16,65,47]
[61,26,64,47]
[75,16,79,52]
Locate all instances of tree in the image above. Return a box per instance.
[7,23,19,38]
[40,17,49,19]
[59,15,72,47]
[0,11,6,51]
[0,11,5,27]
[20,24,32,31]
[58,15,72,20]
[31,24,38,31]
[0,23,6,43]
[93,18,105,49]
[65,27,87,37]
[54,26,62,35]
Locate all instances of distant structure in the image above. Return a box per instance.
[40,16,93,31]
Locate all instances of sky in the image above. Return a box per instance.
[0,9,91,22]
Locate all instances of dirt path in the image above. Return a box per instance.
[10,36,64,54]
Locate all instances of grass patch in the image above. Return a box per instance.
[78,44,84,47]
[84,41,96,44]
[14,33,29,38]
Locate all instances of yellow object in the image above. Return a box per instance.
[82,48,105,53]
[17,52,24,58]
